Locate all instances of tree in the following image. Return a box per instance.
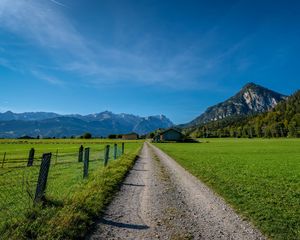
[229,127,235,137]
[288,114,300,137]
[82,132,92,139]
[264,126,272,138]
[18,135,34,139]
[149,132,155,138]
[108,134,117,139]
[237,127,243,138]
[242,125,249,138]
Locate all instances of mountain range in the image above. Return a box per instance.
[0,82,290,138]
[185,82,287,127]
[0,111,173,138]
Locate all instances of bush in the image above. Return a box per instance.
[108,134,117,139]
[82,133,92,139]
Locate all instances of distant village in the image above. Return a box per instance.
[16,127,200,143]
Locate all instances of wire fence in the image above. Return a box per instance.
[0,143,125,232]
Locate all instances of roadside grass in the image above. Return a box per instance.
[0,140,142,239]
[154,138,300,240]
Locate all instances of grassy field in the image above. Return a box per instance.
[0,139,143,236]
[0,138,142,168]
[155,138,300,240]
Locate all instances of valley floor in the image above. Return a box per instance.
[87,142,265,240]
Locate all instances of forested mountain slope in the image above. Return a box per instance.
[185,90,300,138]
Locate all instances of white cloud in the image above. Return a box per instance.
[31,70,65,86]
[0,0,249,90]
[0,0,89,56]
[0,57,16,71]
[49,0,66,8]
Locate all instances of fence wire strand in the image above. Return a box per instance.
[0,143,125,233]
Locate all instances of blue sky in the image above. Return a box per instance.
[0,0,299,124]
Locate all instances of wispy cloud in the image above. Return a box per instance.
[0,0,88,55]
[0,0,249,90]
[0,57,19,72]
[0,101,10,112]
[31,70,65,86]
[49,0,66,8]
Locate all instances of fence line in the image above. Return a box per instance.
[1,152,6,168]
[0,143,125,233]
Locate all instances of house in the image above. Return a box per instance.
[122,132,139,140]
[159,128,184,142]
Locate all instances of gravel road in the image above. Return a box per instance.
[87,142,265,240]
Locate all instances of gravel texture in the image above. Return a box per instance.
[87,142,266,240]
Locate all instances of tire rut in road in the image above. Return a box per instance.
[150,143,265,240]
[87,143,199,239]
[87,142,265,240]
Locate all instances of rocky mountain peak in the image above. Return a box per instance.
[186,83,287,127]
[241,82,257,90]
[238,83,286,111]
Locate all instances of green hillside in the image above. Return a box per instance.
[186,90,300,138]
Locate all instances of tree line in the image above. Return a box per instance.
[185,90,300,138]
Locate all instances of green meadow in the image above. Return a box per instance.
[0,139,142,236]
[0,138,141,168]
[155,138,300,240]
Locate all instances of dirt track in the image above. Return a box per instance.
[87,142,265,240]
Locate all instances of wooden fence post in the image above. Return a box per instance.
[78,145,84,162]
[114,144,117,159]
[122,143,125,154]
[1,152,6,168]
[83,148,90,178]
[34,153,52,203]
[55,149,58,165]
[104,145,110,166]
[27,148,35,167]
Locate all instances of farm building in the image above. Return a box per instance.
[159,128,184,141]
[122,133,139,140]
